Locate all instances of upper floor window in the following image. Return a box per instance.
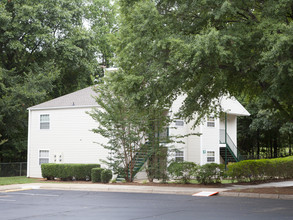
[40,114,50,129]
[207,117,215,127]
[175,120,184,126]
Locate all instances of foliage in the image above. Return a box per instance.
[237,96,293,159]
[41,163,100,181]
[167,161,198,184]
[116,0,293,127]
[196,163,225,185]
[0,134,7,146]
[85,0,117,70]
[91,168,104,183]
[101,169,112,183]
[90,70,171,182]
[0,0,103,162]
[40,163,56,180]
[227,157,293,182]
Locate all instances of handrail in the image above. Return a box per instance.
[220,129,242,161]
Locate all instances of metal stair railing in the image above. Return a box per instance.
[220,129,242,162]
[118,144,153,181]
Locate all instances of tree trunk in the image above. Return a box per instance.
[257,130,260,159]
[289,136,292,156]
[270,138,273,158]
[273,137,278,158]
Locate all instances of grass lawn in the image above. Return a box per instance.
[0,176,40,186]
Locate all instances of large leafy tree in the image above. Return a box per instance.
[0,0,100,162]
[116,0,293,124]
[115,0,293,158]
[85,0,117,69]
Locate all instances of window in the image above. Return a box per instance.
[40,114,50,129]
[39,150,49,165]
[175,120,184,126]
[207,117,215,127]
[175,150,184,162]
[207,151,215,162]
[156,127,169,143]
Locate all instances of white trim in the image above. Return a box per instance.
[27,109,31,177]
[207,150,215,163]
[40,114,50,130]
[28,104,99,111]
[200,124,203,165]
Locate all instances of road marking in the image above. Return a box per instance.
[5,192,59,197]
[0,199,16,202]
[4,188,32,193]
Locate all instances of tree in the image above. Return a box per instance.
[237,95,293,159]
[116,0,293,125]
[0,0,100,162]
[0,134,7,146]
[85,0,117,69]
[90,70,171,182]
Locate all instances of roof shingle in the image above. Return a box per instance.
[29,86,98,110]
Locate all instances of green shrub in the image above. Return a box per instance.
[227,156,293,182]
[167,161,198,184]
[101,169,112,183]
[91,168,104,183]
[41,163,56,180]
[41,163,100,181]
[196,163,225,185]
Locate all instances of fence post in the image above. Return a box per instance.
[20,162,22,176]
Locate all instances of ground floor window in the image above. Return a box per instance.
[207,151,215,162]
[39,150,49,165]
[175,150,184,162]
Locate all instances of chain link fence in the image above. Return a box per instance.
[0,162,27,177]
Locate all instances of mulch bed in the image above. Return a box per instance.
[38,178,293,194]
[39,178,229,188]
[227,186,293,195]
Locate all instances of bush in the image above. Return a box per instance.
[196,163,225,185]
[101,169,112,183]
[227,156,293,183]
[41,163,56,180]
[91,168,104,183]
[41,163,100,181]
[168,161,198,184]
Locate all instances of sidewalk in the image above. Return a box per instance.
[1,181,293,200]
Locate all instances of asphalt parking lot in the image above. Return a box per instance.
[1,189,293,220]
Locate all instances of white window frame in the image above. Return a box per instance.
[39,149,50,165]
[207,151,215,163]
[175,120,184,126]
[40,114,50,129]
[175,150,184,162]
[207,116,215,127]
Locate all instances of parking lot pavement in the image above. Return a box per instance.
[1,189,293,220]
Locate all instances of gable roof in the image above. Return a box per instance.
[219,96,250,116]
[28,86,98,110]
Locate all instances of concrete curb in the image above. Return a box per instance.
[0,183,227,196]
[219,191,293,200]
[1,183,293,200]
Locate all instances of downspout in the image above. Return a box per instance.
[225,112,227,170]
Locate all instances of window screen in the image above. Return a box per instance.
[40,114,50,129]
